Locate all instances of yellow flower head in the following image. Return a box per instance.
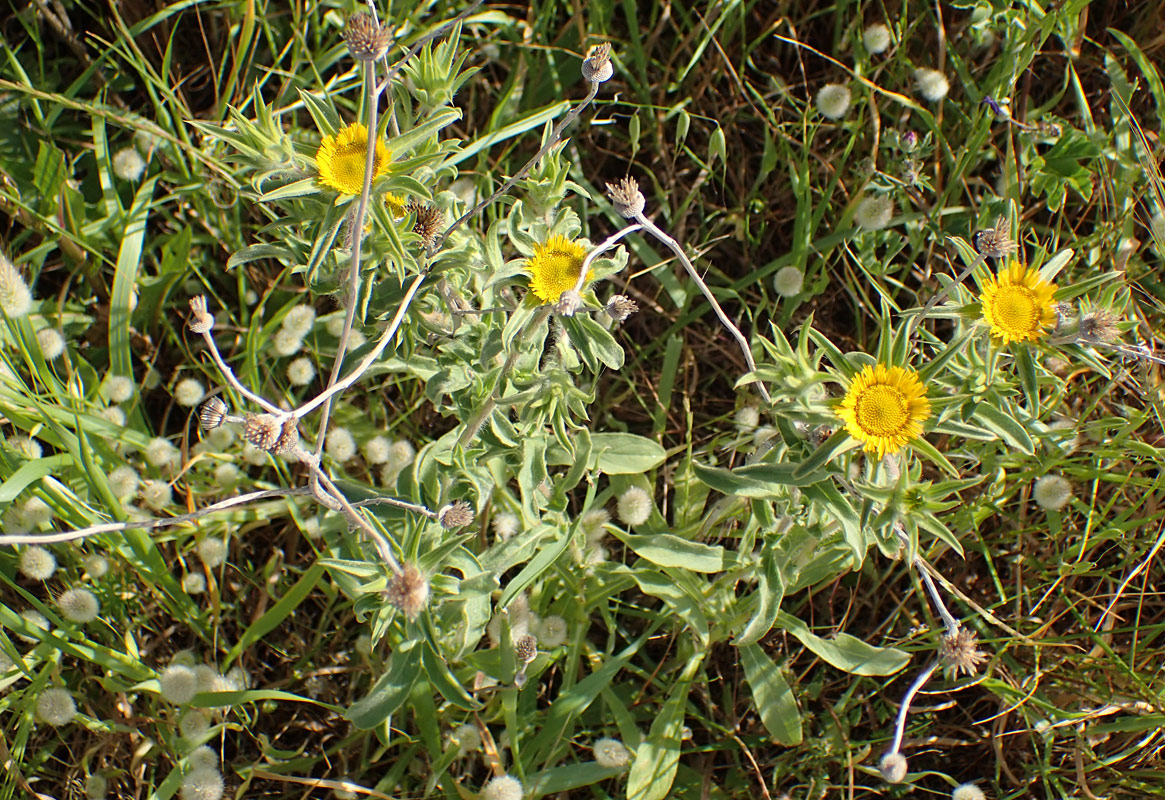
[836,363,931,458]
[979,260,1057,344]
[525,235,591,304]
[316,123,390,195]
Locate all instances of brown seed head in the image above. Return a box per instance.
[188,296,214,334]
[386,563,429,620]
[408,200,443,247]
[605,294,638,323]
[971,216,1019,259]
[243,414,300,454]
[606,177,645,219]
[438,500,475,530]
[581,42,613,83]
[514,634,537,665]
[1078,309,1120,344]
[343,12,392,62]
[940,626,988,677]
[199,397,228,430]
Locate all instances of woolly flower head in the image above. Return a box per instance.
[20,546,57,581]
[84,554,109,579]
[183,573,207,595]
[37,328,65,360]
[174,378,206,408]
[213,463,239,487]
[914,68,950,102]
[481,774,523,800]
[492,511,520,540]
[855,195,894,230]
[109,465,140,499]
[0,250,33,319]
[537,615,568,648]
[22,497,53,527]
[593,737,633,768]
[815,83,851,120]
[198,537,228,568]
[773,266,804,297]
[180,768,224,800]
[1033,474,1072,511]
[863,23,891,54]
[282,305,316,337]
[581,508,610,541]
[326,427,357,462]
[316,122,390,196]
[140,479,173,510]
[180,709,212,742]
[385,439,415,472]
[101,374,134,403]
[145,437,180,469]
[272,328,304,357]
[58,588,101,623]
[363,435,391,464]
[36,687,77,725]
[112,146,146,181]
[879,752,908,783]
[9,435,42,459]
[979,261,1057,344]
[159,664,199,705]
[287,356,316,387]
[525,235,592,305]
[616,486,653,527]
[952,783,986,800]
[734,405,760,430]
[836,363,930,458]
[85,774,108,800]
[452,722,482,752]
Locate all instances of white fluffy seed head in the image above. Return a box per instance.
[197,537,227,568]
[112,147,146,181]
[581,508,610,541]
[734,405,761,430]
[773,266,805,297]
[616,486,653,527]
[174,378,205,407]
[85,774,108,800]
[9,435,42,459]
[815,83,851,120]
[109,465,140,499]
[363,435,391,464]
[537,615,568,648]
[159,665,199,705]
[325,315,346,337]
[855,195,894,230]
[0,251,33,319]
[101,374,134,403]
[879,752,908,783]
[140,479,173,510]
[37,328,66,360]
[385,439,415,472]
[183,572,207,594]
[57,588,100,622]
[282,305,316,336]
[100,406,127,426]
[186,745,218,772]
[481,774,523,800]
[22,497,53,526]
[180,709,212,742]
[1033,475,1072,511]
[213,462,239,487]
[914,68,950,102]
[326,427,357,462]
[863,23,891,54]
[452,722,481,752]
[145,437,179,469]
[286,356,316,386]
[35,687,77,725]
[83,554,109,579]
[593,737,633,768]
[952,783,986,800]
[19,546,57,581]
[271,328,303,357]
[492,511,520,540]
[180,767,224,800]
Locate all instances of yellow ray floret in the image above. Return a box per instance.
[316,123,390,195]
[525,235,592,304]
[836,363,931,458]
[979,260,1057,344]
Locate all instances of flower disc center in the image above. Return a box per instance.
[993,285,1039,335]
[854,384,910,436]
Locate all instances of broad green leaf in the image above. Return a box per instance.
[627,653,702,800]
[346,638,423,729]
[974,402,1035,454]
[778,612,909,676]
[590,433,666,475]
[735,548,785,646]
[620,533,728,573]
[740,644,802,745]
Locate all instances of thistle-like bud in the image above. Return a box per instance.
[243,413,299,454]
[971,216,1018,259]
[605,295,638,323]
[188,296,214,334]
[438,500,474,530]
[408,200,443,247]
[939,626,988,677]
[606,177,645,219]
[1077,309,1119,344]
[555,290,582,317]
[199,397,229,430]
[385,562,429,620]
[581,43,613,83]
[343,12,392,62]
[514,634,537,665]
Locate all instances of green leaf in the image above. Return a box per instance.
[627,653,702,800]
[620,533,728,573]
[973,401,1035,454]
[0,455,71,503]
[778,612,909,675]
[258,177,319,202]
[345,638,423,729]
[226,562,325,667]
[740,644,802,745]
[590,433,666,474]
[226,243,295,270]
[792,429,855,481]
[735,548,785,646]
[562,313,624,371]
[109,176,158,378]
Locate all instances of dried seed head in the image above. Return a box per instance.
[438,500,474,529]
[343,12,392,61]
[514,634,537,665]
[188,296,214,334]
[408,200,443,247]
[386,563,429,620]
[606,177,645,218]
[605,294,638,323]
[971,216,1018,259]
[581,42,613,83]
[243,414,300,454]
[199,397,229,430]
[1078,309,1120,344]
[555,290,582,317]
[879,752,908,784]
[940,626,988,677]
